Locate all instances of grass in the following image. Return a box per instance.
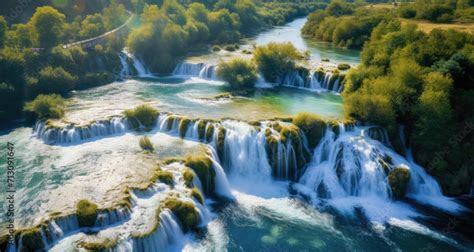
[123,105,159,131]
[182,168,195,188]
[78,238,118,250]
[153,169,174,186]
[162,197,199,232]
[191,187,205,204]
[400,18,474,33]
[139,136,154,151]
[184,155,215,196]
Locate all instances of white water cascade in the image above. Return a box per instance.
[295,125,463,222]
[172,62,218,80]
[280,70,344,93]
[122,49,152,77]
[118,52,131,77]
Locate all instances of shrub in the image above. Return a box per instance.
[139,136,154,151]
[36,66,77,95]
[78,238,118,251]
[337,63,351,71]
[184,155,215,196]
[123,105,159,131]
[398,4,417,19]
[212,45,221,51]
[388,166,411,199]
[224,44,236,51]
[253,42,303,83]
[292,112,327,149]
[191,187,204,204]
[24,94,66,119]
[76,199,98,227]
[163,197,199,232]
[217,58,257,89]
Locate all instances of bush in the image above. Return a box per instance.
[139,136,154,151]
[398,4,417,19]
[123,105,159,131]
[76,199,98,227]
[388,166,411,199]
[292,112,327,149]
[337,63,351,71]
[24,94,66,119]
[36,66,77,95]
[212,45,221,51]
[163,197,199,232]
[217,58,257,89]
[224,44,236,51]
[184,155,215,196]
[253,42,303,83]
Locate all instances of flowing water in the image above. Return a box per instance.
[1,16,473,252]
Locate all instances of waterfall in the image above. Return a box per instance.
[173,62,218,80]
[122,49,152,77]
[118,52,130,77]
[34,117,129,145]
[277,70,343,93]
[295,125,463,221]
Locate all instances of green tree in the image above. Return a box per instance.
[24,94,66,119]
[253,42,303,83]
[217,58,257,89]
[186,3,209,24]
[36,66,77,95]
[0,16,6,48]
[30,6,66,48]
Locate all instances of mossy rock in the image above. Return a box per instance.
[179,118,191,138]
[78,237,118,251]
[76,199,98,227]
[184,155,216,196]
[197,120,208,140]
[153,169,174,186]
[292,112,326,149]
[19,228,44,252]
[216,127,227,160]
[182,168,195,188]
[388,166,411,199]
[0,234,9,252]
[123,105,159,131]
[271,121,282,132]
[163,198,199,232]
[337,63,351,71]
[191,187,204,205]
[205,124,215,142]
[166,115,179,131]
[378,159,391,175]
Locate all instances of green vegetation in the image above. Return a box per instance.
[78,238,118,251]
[139,136,154,151]
[191,187,205,205]
[217,58,257,89]
[292,112,327,149]
[388,166,411,199]
[197,120,208,140]
[123,105,159,131]
[183,168,195,188]
[337,63,351,70]
[206,123,215,142]
[20,228,44,251]
[153,169,174,186]
[179,118,191,138]
[216,127,227,159]
[302,1,391,49]
[184,155,216,196]
[24,94,65,119]
[127,0,324,74]
[163,197,199,232]
[253,42,303,83]
[76,199,98,227]
[342,17,474,195]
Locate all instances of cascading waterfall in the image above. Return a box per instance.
[33,117,128,145]
[118,52,130,77]
[295,125,463,221]
[281,70,344,93]
[172,62,218,80]
[122,49,152,77]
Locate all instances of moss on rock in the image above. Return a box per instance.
[153,169,174,186]
[163,197,199,232]
[20,228,44,251]
[197,120,208,140]
[76,199,98,227]
[205,124,215,142]
[292,112,326,149]
[179,118,191,138]
[184,155,216,196]
[78,237,118,251]
[216,127,226,160]
[388,166,411,199]
[191,187,204,205]
[123,105,159,131]
[182,168,195,188]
